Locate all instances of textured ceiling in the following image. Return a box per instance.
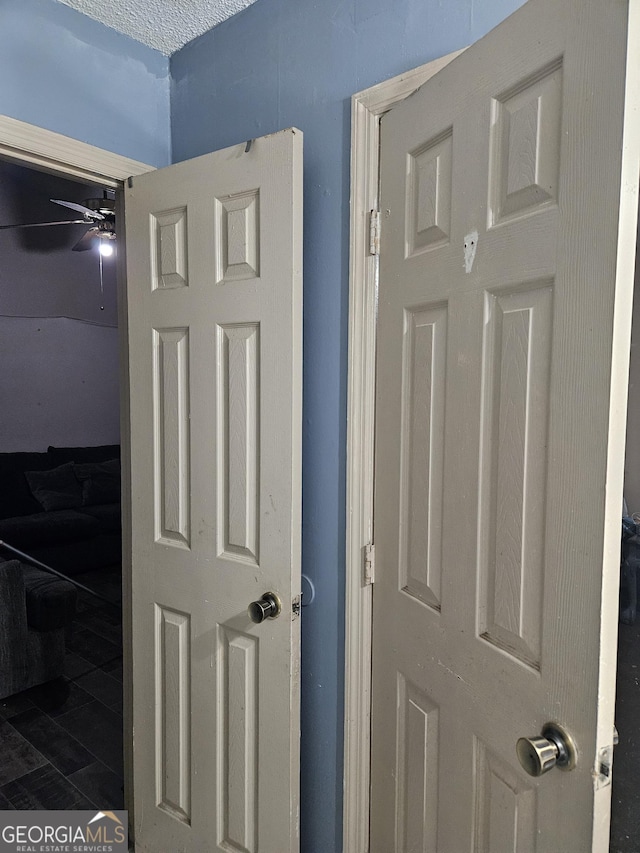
[57,0,259,55]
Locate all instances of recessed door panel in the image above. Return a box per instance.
[399,304,447,611]
[473,738,536,853]
[219,626,258,853]
[478,284,552,668]
[395,674,439,852]
[218,324,260,565]
[155,605,191,824]
[152,207,189,290]
[153,327,190,548]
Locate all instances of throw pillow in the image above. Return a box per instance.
[73,458,121,506]
[24,462,83,512]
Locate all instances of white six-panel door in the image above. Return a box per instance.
[370,1,640,850]
[125,129,302,853]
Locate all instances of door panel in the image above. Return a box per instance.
[125,129,303,853]
[370,1,640,850]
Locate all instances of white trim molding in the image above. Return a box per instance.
[343,50,465,853]
[0,115,153,187]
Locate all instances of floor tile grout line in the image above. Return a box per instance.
[2,759,99,811]
[6,696,123,790]
[5,710,97,778]
[0,714,124,806]
[0,721,50,788]
[66,756,124,810]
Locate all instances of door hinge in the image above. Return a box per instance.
[364,543,375,585]
[369,209,380,255]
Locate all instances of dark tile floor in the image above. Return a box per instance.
[0,565,123,811]
[611,614,640,852]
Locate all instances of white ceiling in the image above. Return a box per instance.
[57,0,259,55]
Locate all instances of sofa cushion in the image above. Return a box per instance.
[0,509,101,548]
[74,459,120,506]
[47,444,120,465]
[0,452,52,520]
[21,565,77,631]
[77,503,121,533]
[29,532,122,576]
[24,463,83,512]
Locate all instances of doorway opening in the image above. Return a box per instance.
[612,213,640,853]
[0,112,152,828]
[0,158,124,809]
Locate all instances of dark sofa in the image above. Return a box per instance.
[0,444,121,576]
[0,558,77,699]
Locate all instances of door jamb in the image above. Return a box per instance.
[0,114,153,834]
[0,115,151,186]
[343,50,465,853]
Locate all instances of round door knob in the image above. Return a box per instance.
[516,722,577,777]
[248,591,281,623]
[516,736,559,776]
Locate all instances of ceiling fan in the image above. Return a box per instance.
[0,194,116,254]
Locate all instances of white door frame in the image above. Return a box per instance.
[0,114,153,834]
[343,51,465,853]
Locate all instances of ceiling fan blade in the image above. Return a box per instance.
[0,219,88,230]
[50,198,105,220]
[72,228,99,252]
[0,219,87,231]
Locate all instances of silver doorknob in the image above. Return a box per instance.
[516,722,577,777]
[248,591,281,623]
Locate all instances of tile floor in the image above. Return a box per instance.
[0,565,123,811]
[611,614,640,852]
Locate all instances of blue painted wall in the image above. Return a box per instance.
[0,0,170,167]
[171,1,525,850]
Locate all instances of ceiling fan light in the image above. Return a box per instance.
[99,240,114,257]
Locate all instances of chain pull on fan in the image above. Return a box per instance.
[98,247,105,311]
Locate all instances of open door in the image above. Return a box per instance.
[370,0,640,849]
[125,129,302,852]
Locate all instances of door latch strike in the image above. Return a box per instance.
[594,744,613,789]
[292,596,301,619]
